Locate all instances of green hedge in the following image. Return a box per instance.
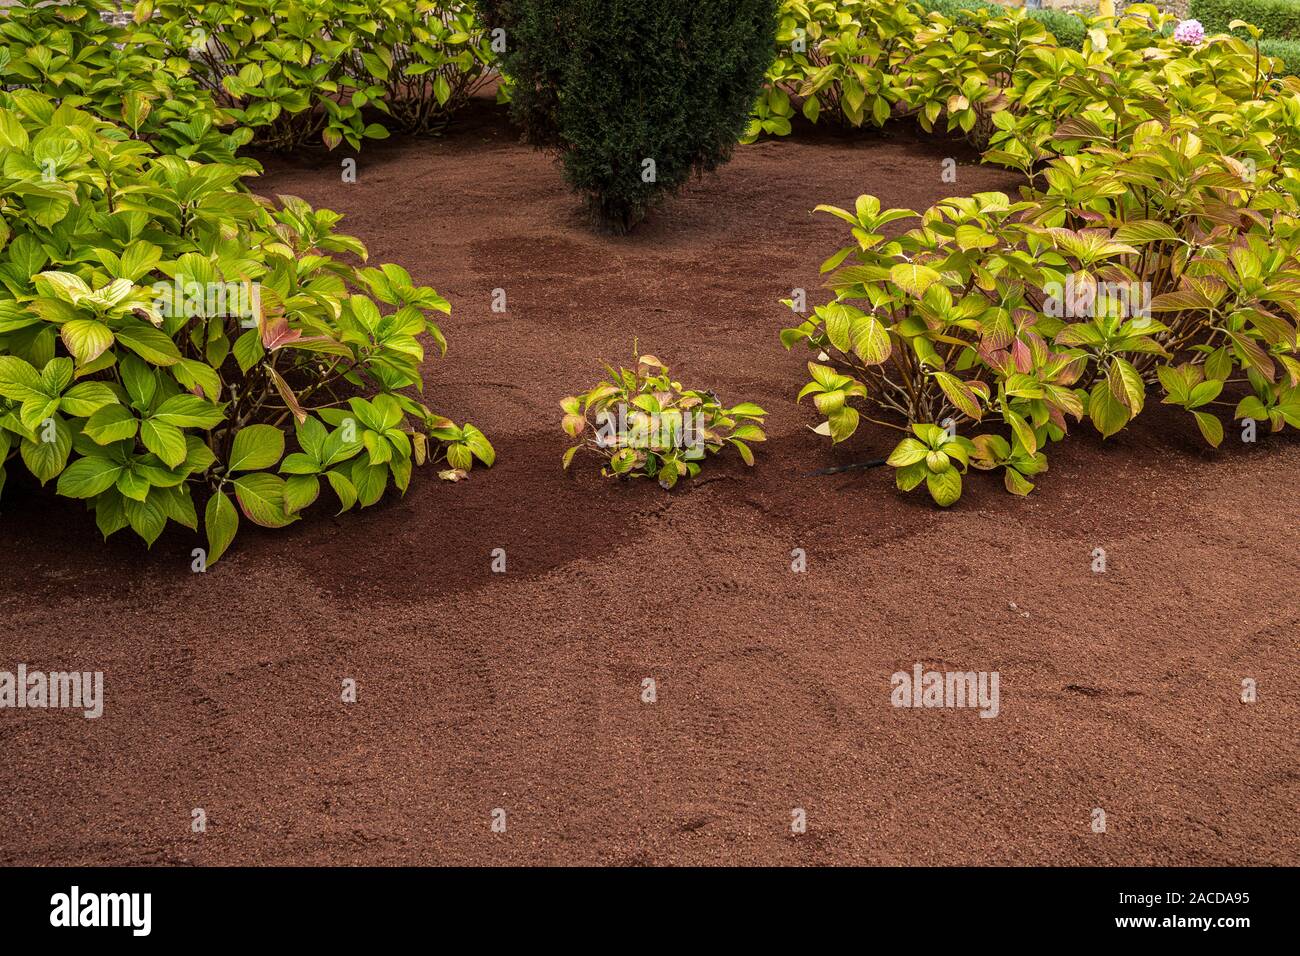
[916,0,1001,16]
[1261,37,1300,74]
[1025,7,1087,49]
[915,0,1087,49]
[1191,0,1300,40]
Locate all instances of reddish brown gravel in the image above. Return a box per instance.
[1,100,1297,866]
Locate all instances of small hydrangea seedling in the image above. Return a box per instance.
[561,355,766,489]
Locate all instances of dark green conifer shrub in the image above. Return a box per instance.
[480,0,778,232]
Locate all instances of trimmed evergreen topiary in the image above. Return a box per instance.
[480,0,778,232]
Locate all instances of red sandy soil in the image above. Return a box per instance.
[1,101,1297,866]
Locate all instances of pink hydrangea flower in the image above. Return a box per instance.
[1174,19,1205,46]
